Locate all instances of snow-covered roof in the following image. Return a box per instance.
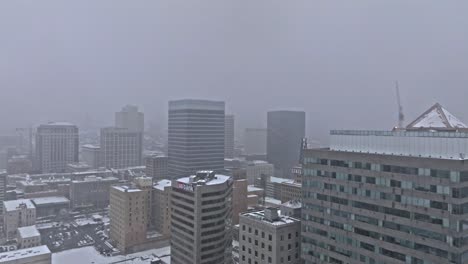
[0,245,50,262]
[3,199,35,212]
[17,226,40,238]
[31,196,69,206]
[241,210,300,226]
[407,103,467,129]
[112,186,142,193]
[153,179,171,191]
[177,174,231,186]
[247,185,264,192]
[269,176,294,184]
[82,144,100,149]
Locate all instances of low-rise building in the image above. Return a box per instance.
[70,176,119,209]
[31,197,69,218]
[279,182,301,203]
[0,245,51,264]
[239,208,301,264]
[17,226,41,249]
[145,156,168,181]
[3,199,36,240]
[152,179,171,237]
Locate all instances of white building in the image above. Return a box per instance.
[0,245,51,264]
[3,199,36,240]
[171,171,233,264]
[35,122,79,173]
[81,144,101,169]
[239,208,301,264]
[17,226,41,249]
[246,161,274,185]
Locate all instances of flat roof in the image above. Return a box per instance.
[154,179,171,191]
[3,199,35,212]
[112,186,142,193]
[270,177,294,184]
[0,245,50,262]
[31,196,69,206]
[247,185,264,192]
[18,226,40,238]
[241,210,300,226]
[177,174,231,186]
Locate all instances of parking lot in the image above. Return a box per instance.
[40,218,117,256]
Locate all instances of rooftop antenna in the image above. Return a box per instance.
[395,81,405,129]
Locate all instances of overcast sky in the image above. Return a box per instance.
[1,0,467,143]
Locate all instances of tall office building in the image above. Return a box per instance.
[100,127,143,169]
[170,171,233,264]
[302,104,468,264]
[225,115,235,159]
[115,105,144,132]
[267,111,305,177]
[244,128,267,156]
[168,99,225,178]
[35,122,79,173]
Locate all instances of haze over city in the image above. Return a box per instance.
[1,0,468,144]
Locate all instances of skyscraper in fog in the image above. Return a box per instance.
[170,171,233,264]
[35,122,79,173]
[168,99,225,178]
[267,111,305,177]
[225,115,235,158]
[115,105,144,132]
[100,127,142,169]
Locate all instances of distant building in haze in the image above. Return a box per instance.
[244,128,267,156]
[35,122,79,173]
[267,111,305,177]
[145,155,168,181]
[81,144,101,169]
[225,115,235,159]
[100,127,143,169]
[168,99,225,178]
[115,105,144,132]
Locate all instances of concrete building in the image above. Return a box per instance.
[225,115,235,159]
[168,99,225,178]
[244,128,267,156]
[0,245,51,264]
[152,179,171,237]
[267,111,305,177]
[232,179,248,225]
[302,104,468,264]
[66,162,91,172]
[70,176,119,209]
[3,199,36,240]
[115,105,144,132]
[0,172,5,230]
[280,200,301,218]
[239,207,301,264]
[246,161,274,185]
[17,226,41,249]
[109,177,152,253]
[35,122,79,173]
[170,171,233,264]
[31,196,69,218]
[81,144,101,169]
[279,182,301,203]
[145,155,168,181]
[100,127,143,169]
[7,156,32,175]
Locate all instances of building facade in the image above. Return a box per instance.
[246,161,275,185]
[109,177,152,253]
[170,171,233,264]
[70,176,119,209]
[3,199,36,240]
[100,127,143,169]
[152,179,172,237]
[81,144,101,169]
[302,105,468,264]
[168,99,225,178]
[17,226,41,249]
[35,122,79,173]
[239,208,301,264]
[267,111,305,177]
[225,115,235,159]
[145,155,168,181]
[232,179,248,225]
[0,245,51,264]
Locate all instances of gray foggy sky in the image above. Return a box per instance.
[1,0,467,143]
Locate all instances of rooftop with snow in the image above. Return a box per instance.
[177,171,231,186]
[330,103,468,160]
[17,226,40,238]
[4,199,35,212]
[0,245,50,262]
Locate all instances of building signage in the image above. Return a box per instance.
[177,182,194,192]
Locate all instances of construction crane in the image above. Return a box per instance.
[395,81,405,129]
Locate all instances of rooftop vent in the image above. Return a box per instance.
[264,207,279,222]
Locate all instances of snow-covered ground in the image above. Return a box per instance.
[52,246,170,264]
